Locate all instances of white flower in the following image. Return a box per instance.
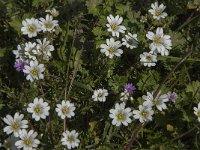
[61,130,80,149]
[3,112,28,137]
[21,18,41,38]
[149,2,168,20]
[109,103,132,126]
[23,60,45,82]
[13,45,24,59]
[146,27,172,56]
[194,103,200,122]
[143,91,169,111]
[133,105,154,123]
[55,100,76,119]
[45,8,59,17]
[24,42,37,60]
[100,38,123,59]
[120,90,130,102]
[3,135,19,150]
[140,52,157,67]
[122,33,138,49]
[106,14,126,37]
[15,129,40,150]
[27,97,50,121]
[36,38,55,60]
[92,89,108,102]
[40,14,58,33]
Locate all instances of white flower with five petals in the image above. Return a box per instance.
[140,52,157,67]
[3,113,28,137]
[15,129,40,150]
[92,89,108,102]
[21,18,41,38]
[106,14,126,37]
[23,60,45,82]
[40,14,58,33]
[143,91,169,111]
[146,27,172,56]
[109,103,132,126]
[133,105,154,123]
[27,97,50,121]
[122,33,138,49]
[100,38,123,59]
[149,2,168,20]
[55,100,76,119]
[61,130,80,149]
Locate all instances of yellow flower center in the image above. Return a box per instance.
[31,69,38,76]
[62,107,69,114]
[197,111,200,117]
[146,55,152,62]
[24,138,32,146]
[153,36,161,44]
[12,122,19,130]
[108,47,115,53]
[141,111,147,117]
[127,38,136,46]
[45,22,53,29]
[28,26,35,33]
[67,135,75,143]
[116,112,125,121]
[34,105,42,114]
[155,10,161,16]
[111,24,118,31]
[4,141,12,148]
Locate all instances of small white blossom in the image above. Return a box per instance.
[122,33,138,49]
[146,27,172,56]
[3,135,19,150]
[45,8,59,17]
[140,52,157,67]
[120,90,130,102]
[23,60,45,82]
[109,103,132,126]
[24,42,37,60]
[106,14,126,37]
[194,102,200,122]
[61,130,80,149]
[143,91,169,111]
[27,97,50,121]
[15,129,40,150]
[21,18,41,38]
[13,45,24,59]
[149,2,168,20]
[92,89,108,102]
[36,38,55,60]
[100,38,123,59]
[56,100,76,119]
[40,14,58,33]
[3,113,28,137]
[133,105,154,123]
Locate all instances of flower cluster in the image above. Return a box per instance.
[100,14,138,59]
[13,10,59,82]
[140,2,172,67]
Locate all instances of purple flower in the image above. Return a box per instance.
[124,83,136,95]
[14,59,28,72]
[167,91,178,103]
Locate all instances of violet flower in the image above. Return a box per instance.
[14,59,28,72]
[124,83,136,95]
